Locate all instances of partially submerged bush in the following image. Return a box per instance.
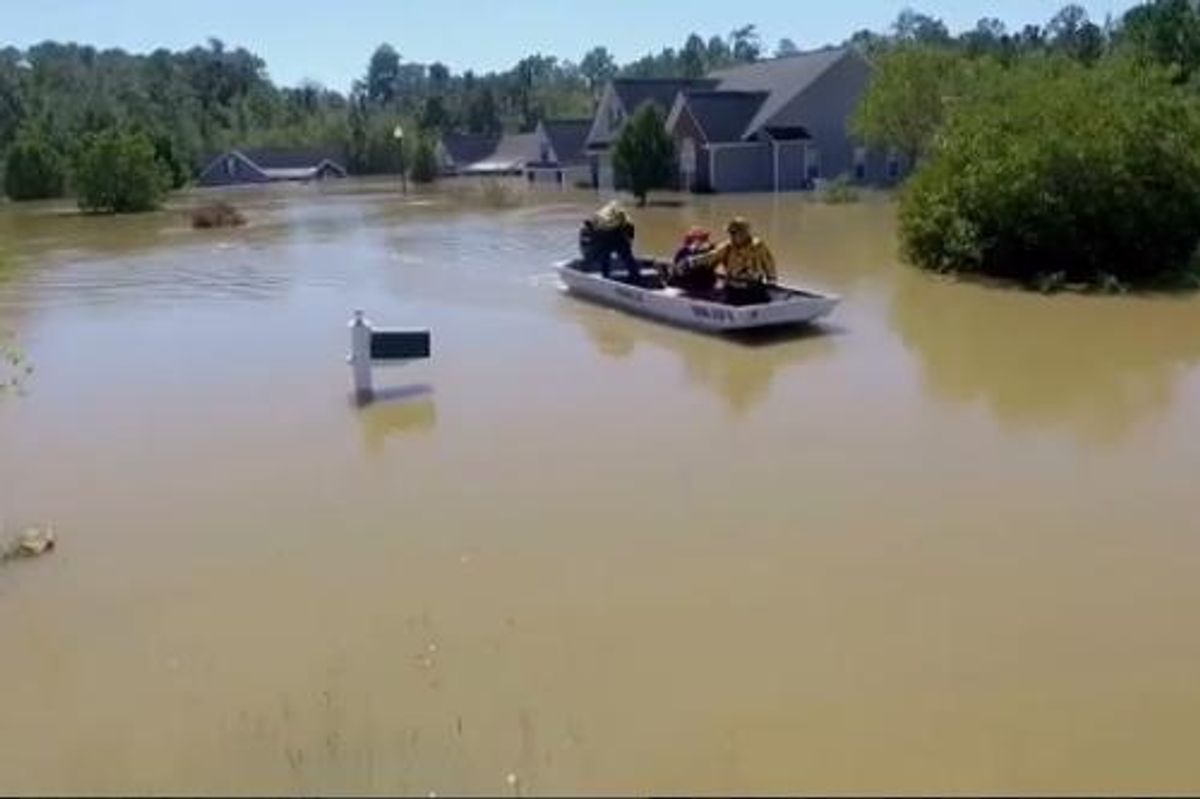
[900,58,1200,289]
[4,133,66,201]
[479,178,521,208]
[73,130,170,214]
[440,178,525,208]
[191,201,246,229]
[820,173,861,204]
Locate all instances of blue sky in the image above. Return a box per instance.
[9,0,1135,91]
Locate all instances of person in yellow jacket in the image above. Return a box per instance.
[685,217,777,304]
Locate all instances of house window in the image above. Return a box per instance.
[541,143,552,163]
[854,147,868,182]
[806,146,822,181]
[608,105,623,128]
[887,150,902,180]
[225,156,237,177]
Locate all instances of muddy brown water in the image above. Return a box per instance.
[1,180,1199,795]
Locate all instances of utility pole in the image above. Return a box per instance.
[393,124,408,194]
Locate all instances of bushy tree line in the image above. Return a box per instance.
[853,1,1200,289]
[0,26,773,204]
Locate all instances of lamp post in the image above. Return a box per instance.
[393,124,407,195]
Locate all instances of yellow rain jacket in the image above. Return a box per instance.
[692,238,778,284]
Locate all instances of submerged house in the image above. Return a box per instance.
[525,119,592,186]
[586,47,906,193]
[197,149,348,187]
[585,78,717,190]
[437,132,539,176]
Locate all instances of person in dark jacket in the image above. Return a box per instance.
[579,202,640,283]
[668,227,717,295]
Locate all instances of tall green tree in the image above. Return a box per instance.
[464,87,501,135]
[706,36,733,69]
[1121,0,1200,82]
[419,96,450,133]
[366,44,401,105]
[893,9,952,44]
[852,45,967,164]
[408,134,439,183]
[612,104,675,206]
[1048,5,1105,63]
[730,25,763,62]
[681,35,709,77]
[580,47,618,92]
[775,38,801,57]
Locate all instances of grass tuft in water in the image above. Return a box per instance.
[191,201,247,229]
[1,331,33,398]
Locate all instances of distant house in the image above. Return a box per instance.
[587,48,907,194]
[437,132,539,176]
[585,78,717,190]
[197,149,348,187]
[437,134,502,175]
[525,119,592,186]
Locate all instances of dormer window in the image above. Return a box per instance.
[225,156,237,177]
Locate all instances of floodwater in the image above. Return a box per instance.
[1,180,1199,795]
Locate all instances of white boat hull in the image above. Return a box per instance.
[556,260,839,333]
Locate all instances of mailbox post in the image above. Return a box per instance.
[348,310,432,402]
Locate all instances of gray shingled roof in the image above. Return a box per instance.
[540,119,591,166]
[677,91,769,143]
[587,78,718,150]
[485,132,540,168]
[709,47,851,138]
[200,148,346,172]
[439,134,503,167]
[240,148,346,170]
[447,132,539,173]
[613,78,718,117]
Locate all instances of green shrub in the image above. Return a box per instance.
[900,58,1200,288]
[3,134,66,201]
[408,135,439,184]
[73,129,170,214]
[820,173,861,204]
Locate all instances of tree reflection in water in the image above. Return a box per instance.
[891,269,1200,444]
